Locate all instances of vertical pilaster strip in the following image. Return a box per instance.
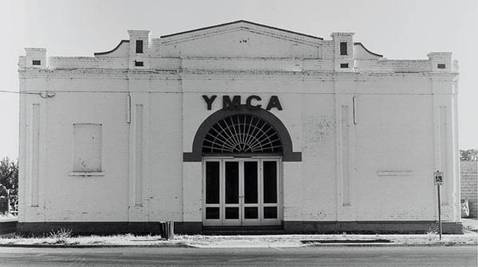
[135,104,144,206]
[451,91,460,220]
[18,86,26,221]
[439,105,449,205]
[31,104,40,207]
[341,105,351,206]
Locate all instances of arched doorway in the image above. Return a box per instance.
[185,106,301,226]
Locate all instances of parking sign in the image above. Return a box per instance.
[434,171,443,185]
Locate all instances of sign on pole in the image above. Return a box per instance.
[434,171,443,185]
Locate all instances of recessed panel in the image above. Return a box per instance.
[244,207,258,219]
[244,161,258,204]
[225,162,239,204]
[263,161,277,203]
[205,207,220,219]
[264,207,277,219]
[225,207,239,219]
[205,162,220,204]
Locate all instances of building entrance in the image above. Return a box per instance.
[203,157,281,226]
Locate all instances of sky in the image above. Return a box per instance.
[0,0,477,159]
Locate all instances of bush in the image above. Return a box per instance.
[48,228,73,243]
[0,157,18,214]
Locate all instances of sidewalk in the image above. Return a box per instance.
[1,217,477,248]
[0,232,476,248]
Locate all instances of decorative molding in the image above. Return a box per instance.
[69,172,105,177]
[376,170,413,176]
[184,105,301,162]
[30,104,40,207]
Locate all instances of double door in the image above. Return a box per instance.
[203,158,281,226]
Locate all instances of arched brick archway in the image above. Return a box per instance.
[183,106,301,162]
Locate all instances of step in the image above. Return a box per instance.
[202,225,285,235]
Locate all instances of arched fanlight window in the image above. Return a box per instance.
[202,114,282,154]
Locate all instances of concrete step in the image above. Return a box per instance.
[202,225,285,235]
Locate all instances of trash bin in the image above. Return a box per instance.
[461,199,470,218]
[160,221,174,240]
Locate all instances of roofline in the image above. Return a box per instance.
[354,42,383,58]
[94,40,129,56]
[160,20,324,40]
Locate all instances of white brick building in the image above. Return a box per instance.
[17,21,461,234]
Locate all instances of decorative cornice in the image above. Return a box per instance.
[94,40,129,56]
[160,20,323,40]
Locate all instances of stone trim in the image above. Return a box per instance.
[184,106,302,162]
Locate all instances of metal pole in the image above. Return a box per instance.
[437,183,442,240]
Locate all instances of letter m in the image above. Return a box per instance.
[223,95,241,110]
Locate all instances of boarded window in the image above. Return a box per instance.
[73,123,102,172]
[340,42,348,55]
[136,40,143,54]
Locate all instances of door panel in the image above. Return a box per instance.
[225,161,239,204]
[242,160,260,225]
[262,160,280,222]
[263,161,277,204]
[244,207,258,219]
[205,161,220,204]
[203,158,281,226]
[205,207,220,219]
[243,161,258,204]
[204,161,221,223]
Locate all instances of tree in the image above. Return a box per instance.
[460,149,478,161]
[0,157,18,213]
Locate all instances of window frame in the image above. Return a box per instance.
[136,40,144,54]
[340,42,348,56]
[437,63,446,69]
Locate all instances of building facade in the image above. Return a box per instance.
[17,21,461,234]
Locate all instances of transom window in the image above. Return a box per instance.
[202,114,282,154]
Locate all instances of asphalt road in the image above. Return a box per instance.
[0,246,476,266]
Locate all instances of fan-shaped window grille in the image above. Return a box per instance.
[202,114,282,154]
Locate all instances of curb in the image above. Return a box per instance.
[302,242,478,247]
[0,242,476,249]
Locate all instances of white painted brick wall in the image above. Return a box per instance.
[17,22,460,225]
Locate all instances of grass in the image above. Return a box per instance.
[0,232,476,247]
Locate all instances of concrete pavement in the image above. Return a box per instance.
[0,246,476,266]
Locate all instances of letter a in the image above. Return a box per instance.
[266,96,283,111]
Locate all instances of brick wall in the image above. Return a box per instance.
[461,161,478,218]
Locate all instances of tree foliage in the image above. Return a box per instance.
[0,157,18,212]
[460,149,478,161]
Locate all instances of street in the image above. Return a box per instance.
[0,246,476,266]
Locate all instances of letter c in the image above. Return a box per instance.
[246,95,262,109]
